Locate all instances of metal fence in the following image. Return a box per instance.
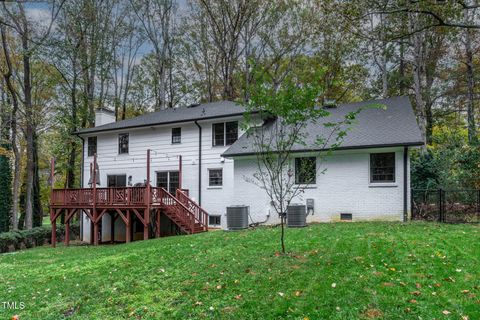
[411,189,480,223]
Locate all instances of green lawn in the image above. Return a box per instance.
[0,222,478,319]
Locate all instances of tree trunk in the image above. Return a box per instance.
[464,21,477,145]
[1,25,20,230]
[32,131,43,227]
[410,13,427,147]
[21,19,34,230]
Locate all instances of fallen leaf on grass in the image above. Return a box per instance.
[278,292,284,297]
[331,283,336,288]
[410,291,421,296]
[408,299,417,304]
[362,308,383,319]
[442,310,451,315]
[461,290,470,294]
[382,282,394,287]
[234,295,242,300]
[415,283,422,289]
[295,291,302,297]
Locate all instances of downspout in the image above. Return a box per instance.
[194,121,202,205]
[403,146,408,222]
[77,134,85,240]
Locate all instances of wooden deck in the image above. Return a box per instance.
[50,186,209,247]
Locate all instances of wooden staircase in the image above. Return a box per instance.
[155,188,208,234]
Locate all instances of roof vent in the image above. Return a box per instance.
[187,103,201,108]
[323,98,337,108]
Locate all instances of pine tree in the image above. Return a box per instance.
[0,144,12,232]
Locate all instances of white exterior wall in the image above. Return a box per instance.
[80,115,412,240]
[231,147,411,227]
[80,116,247,241]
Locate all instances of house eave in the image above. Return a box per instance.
[74,111,257,136]
[222,141,424,158]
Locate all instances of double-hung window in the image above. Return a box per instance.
[212,121,238,146]
[208,169,223,186]
[118,133,129,154]
[87,136,97,157]
[370,153,395,183]
[172,127,181,144]
[295,157,317,184]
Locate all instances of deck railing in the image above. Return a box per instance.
[176,189,209,230]
[52,186,209,233]
[52,187,148,207]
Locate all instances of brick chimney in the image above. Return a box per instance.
[95,108,115,126]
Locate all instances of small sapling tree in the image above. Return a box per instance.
[242,69,365,254]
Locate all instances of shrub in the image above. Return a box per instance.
[0,222,79,253]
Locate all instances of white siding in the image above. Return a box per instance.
[80,116,246,240]
[231,147,410,227]
[80,115,411,239]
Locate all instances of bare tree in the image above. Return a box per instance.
[131,0,177,110]
[243,68,362,253]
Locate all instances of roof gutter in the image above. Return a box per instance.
[74,111,257,135]
[222,141,424,158]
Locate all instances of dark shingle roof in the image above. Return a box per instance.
[222,96,423,157]
[76,101,247,134]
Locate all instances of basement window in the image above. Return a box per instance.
[209,215,221,226]
[87,136,97,157]
[370,153,395,183]
[172,127,181,144]
[340,213,352,221]
[118,133,129,154]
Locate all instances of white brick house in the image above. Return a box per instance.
[75,97,422,241]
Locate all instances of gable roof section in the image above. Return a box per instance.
[222,96,423,157]
[76,101,248,135]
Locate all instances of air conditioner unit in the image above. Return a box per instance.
[226,206,249,230]
[287,204,307,227]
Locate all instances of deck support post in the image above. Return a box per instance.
[144,149,151,241]
[143,209,149,240]
[93,153,98,245]
[89,211,94,245]
[110,212,115,243]
[51,208,56,247]
[50,158,56,247]
[126,210,131,243]
[93,209,99,246]
[155,209,160,238]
